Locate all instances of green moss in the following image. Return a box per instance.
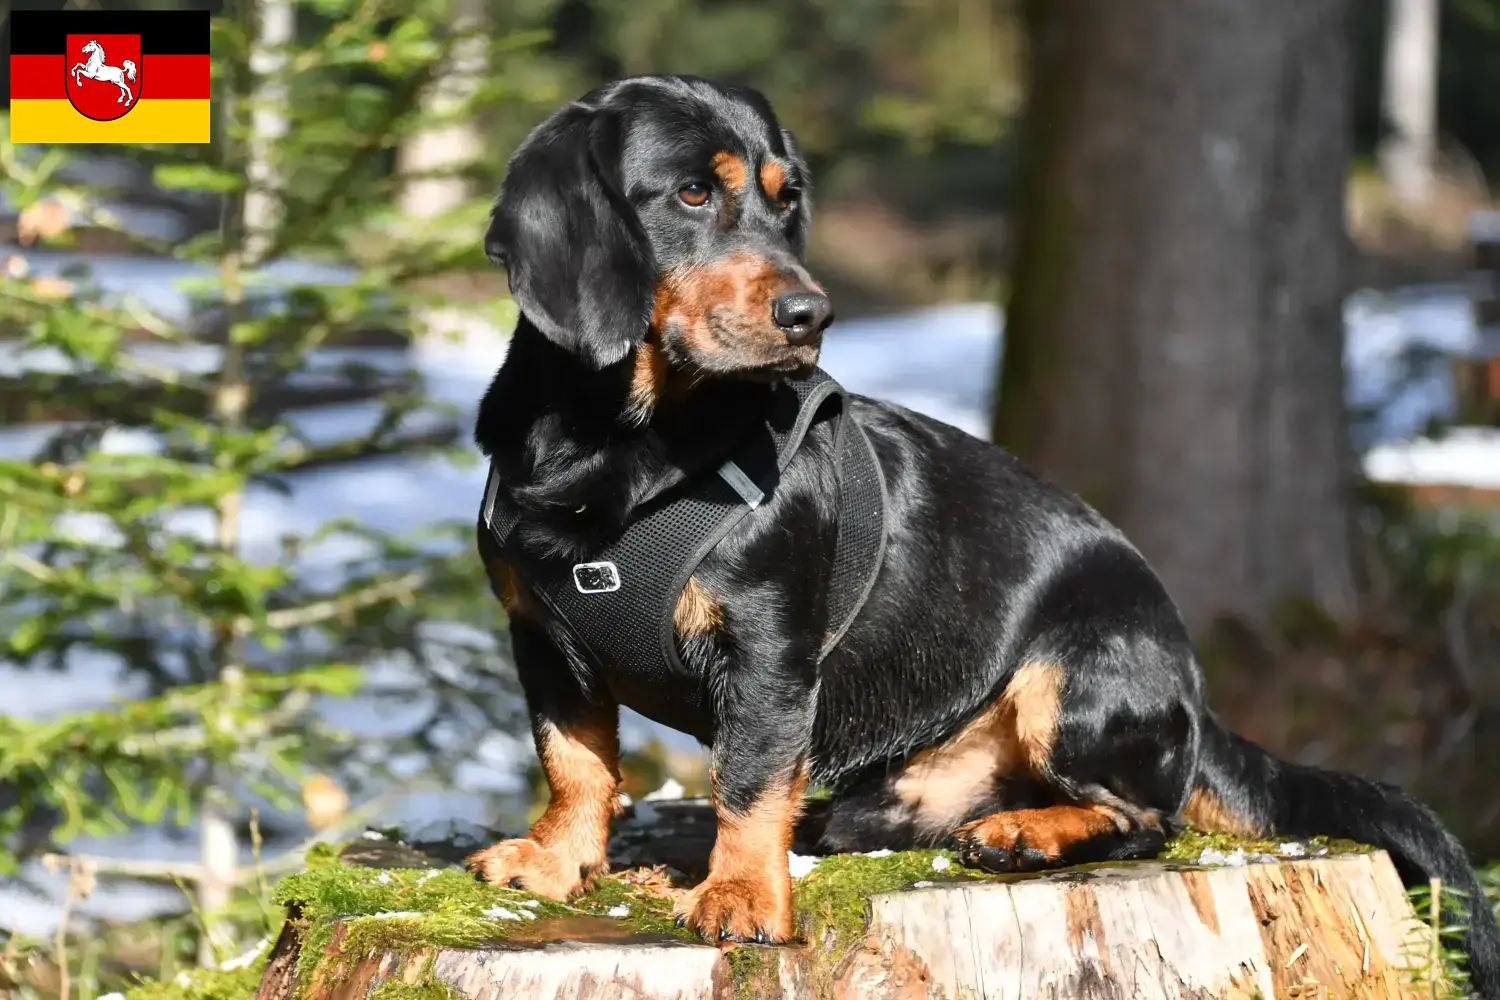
[365,979,462,1000]
[273,860,573,989]
[122,958,266,1000]
[570,876,697,941]
[1158,828,1373,862]
[723,942,784,999]
[793,850,972,954]
[271,855,707,996]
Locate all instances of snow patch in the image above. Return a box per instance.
[642,778,685,802]
[1363,427,1500,490]
[218,937,271,970]
[787,852,820,879]
[1197,847,1278,867]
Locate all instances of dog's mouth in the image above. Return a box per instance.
[658,311,822,380]
[730,354,820,383]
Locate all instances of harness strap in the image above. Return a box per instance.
[482,369,886,727]
[824,418,887,659]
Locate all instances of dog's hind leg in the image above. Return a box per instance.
[816,658,1090,855]
[949,644,1195,873]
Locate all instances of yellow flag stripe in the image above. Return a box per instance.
[9,99,210,144]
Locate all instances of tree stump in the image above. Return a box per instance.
[256,803,1435,1000]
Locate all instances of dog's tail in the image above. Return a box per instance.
[1194,715,1499,998]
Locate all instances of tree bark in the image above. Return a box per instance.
[242,0,293,263]
[992,0,1360,637]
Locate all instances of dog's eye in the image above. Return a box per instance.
[777,188,801,212]
[679,182,712,207]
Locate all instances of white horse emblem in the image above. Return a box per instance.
[71,39,137,107]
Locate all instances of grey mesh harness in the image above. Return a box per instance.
[480,368,887,726]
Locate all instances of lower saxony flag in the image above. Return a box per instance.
[8,10,211,144]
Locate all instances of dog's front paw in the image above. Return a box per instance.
[465,838,598,899]
[674,874,794,944]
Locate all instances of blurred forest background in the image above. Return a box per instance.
[2,0,1500,997]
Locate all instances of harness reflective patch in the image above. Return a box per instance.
[572,561,622,594]
[716,459,764,509]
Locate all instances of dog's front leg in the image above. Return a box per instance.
[467,624,622,900]
[676,664,814,944]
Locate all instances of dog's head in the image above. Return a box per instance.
[486,75,831,379]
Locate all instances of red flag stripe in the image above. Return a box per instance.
[9,54,210,100]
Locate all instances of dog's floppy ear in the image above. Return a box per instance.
[486,102,654,368]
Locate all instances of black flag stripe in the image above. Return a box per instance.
[8,10,210,55]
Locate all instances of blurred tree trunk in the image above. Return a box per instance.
[197,0,295,966]
[396,0,485,344]
[396,0,485,221]
[242,0,292,262]
[991,0,1360,638]
[1379,0,1438,205]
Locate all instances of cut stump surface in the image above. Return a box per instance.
[257,806,1432,1000]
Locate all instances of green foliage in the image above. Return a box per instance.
[122,959,268,1000]
[0,668,359,869]
[1405,877,1474,997]
[1364,492,1500,633]
[0,0,541,984]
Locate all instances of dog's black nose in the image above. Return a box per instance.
[772,290,834,345]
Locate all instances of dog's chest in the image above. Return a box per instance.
[481,369,886,742]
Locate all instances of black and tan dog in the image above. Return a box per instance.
[466,75,1500,992]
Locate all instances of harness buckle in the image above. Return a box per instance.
[572,561,622,594]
